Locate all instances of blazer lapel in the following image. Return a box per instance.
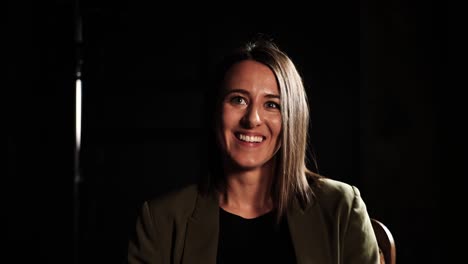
[287,197,333,264]
[181,192,219,264]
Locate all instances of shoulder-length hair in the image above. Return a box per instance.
[200,36,322,221]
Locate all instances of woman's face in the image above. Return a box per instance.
[218,60,282,171]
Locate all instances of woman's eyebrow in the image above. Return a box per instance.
[224,88,249,95]
[265,93,280,99]
[224,89,280,99]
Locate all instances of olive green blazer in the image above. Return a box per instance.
[127,178,379,264]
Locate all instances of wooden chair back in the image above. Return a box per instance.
[371,218,396,264]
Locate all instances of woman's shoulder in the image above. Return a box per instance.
[312,178,362,207]
[144,184,200,217]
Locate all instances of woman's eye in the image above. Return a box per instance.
[265,102,280,109]
[230,96,247,105]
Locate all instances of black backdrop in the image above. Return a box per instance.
[7,1,443,263]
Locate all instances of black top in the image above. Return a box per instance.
[216,208,297,264]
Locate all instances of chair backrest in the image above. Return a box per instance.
[371,218,396,264]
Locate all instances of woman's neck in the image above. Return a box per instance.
[219,165,274,219]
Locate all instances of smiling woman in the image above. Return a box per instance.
[127,36,380,264]
[219,60,282,180]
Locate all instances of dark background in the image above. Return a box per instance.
[7,0,443,263]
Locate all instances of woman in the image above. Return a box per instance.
[127,37,379,264]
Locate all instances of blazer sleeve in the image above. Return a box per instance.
[343,186,380,264]
[127,201,163,264]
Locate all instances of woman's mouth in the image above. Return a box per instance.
[235,133,265,143]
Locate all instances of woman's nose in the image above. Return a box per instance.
[241,105,262,128]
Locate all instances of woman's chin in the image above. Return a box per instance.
[225,157,274,172]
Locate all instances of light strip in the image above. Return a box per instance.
[75,79,82,152]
